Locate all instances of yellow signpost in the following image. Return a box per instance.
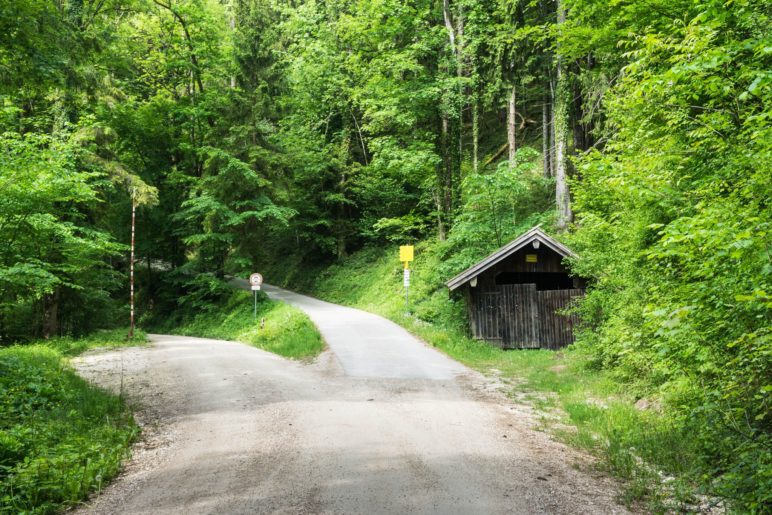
[399,245,414,267]
[400,245,414,311]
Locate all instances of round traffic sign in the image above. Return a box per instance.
[249,273,263,286]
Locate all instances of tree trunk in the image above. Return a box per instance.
[146,248,152,314]
[554,0,572,230]
[442,0,456,55]
[456,3,464,179]
[230,13,236,89]
[435,192,446,241]
[42,289,59,339]
[442,113,452,217]
[508,82,517,167]
[471,58,480,173]
[437,0,461,240]
[554,92,571,230]
[436,112,453,242]
[472,92,479,173]
[542,100,551,177]
[549,75,557,176]
[336,233,347,260]
[350,108,369,165]
[451,114,461,212]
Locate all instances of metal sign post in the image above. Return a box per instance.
[403,268,410,312]
[399,246,414,313]
[249,273,264,322]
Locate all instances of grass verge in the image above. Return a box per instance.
[0,330,145,514]
[263,242,709,510]
[160,290,324,360]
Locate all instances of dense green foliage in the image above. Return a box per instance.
[2,0,769,509]
[0,332,144,513]
[566,1,771,506]
[156,290,324,359]
[0,132,124,341]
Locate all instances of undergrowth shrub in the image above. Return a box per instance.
[0,345,137,513]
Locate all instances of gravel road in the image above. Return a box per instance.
[73,285,631,514]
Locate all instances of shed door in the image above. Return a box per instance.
[500,284,539,349]
[476,291,503,344]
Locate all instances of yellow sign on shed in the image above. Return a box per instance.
[400,245,414,263]
[525,254,538,263]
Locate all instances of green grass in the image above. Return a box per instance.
[264,242,706,510]
[0,331,145,514]
[40,328,149,357]
[162,291,324,360]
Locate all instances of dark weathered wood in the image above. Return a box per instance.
[460,229,586,350]
[447,227,578,290]
[536,288,583,348]
[475,291,503,346]
[469,284,583,350]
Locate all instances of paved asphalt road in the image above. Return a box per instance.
[74,284,630,514]
[259,282,466,379]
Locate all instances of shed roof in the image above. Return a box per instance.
[445,226,577,291]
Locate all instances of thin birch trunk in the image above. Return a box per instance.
[435,192,446,241]
[472,92,479,173]
[554,0,572,230]
[456,6,464,183]
[438,0,458,241]
[542,101,551,177]
[508,83,517,167]
[442,0,456,54]
[550,75,556,175]
[350,109,369,165]
[437,113,453,241]
[230,13,236,89]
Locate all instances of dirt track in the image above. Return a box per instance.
[73,287,631,514]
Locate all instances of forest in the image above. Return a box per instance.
[1,0,770,511]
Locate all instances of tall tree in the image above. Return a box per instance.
[553,0,572,230]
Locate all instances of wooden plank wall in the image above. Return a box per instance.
[470,285,583,349]
[536,289,583,350]
[499,284,539,349]
[474,291,503,346]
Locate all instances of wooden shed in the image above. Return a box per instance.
[446,227,585,350]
